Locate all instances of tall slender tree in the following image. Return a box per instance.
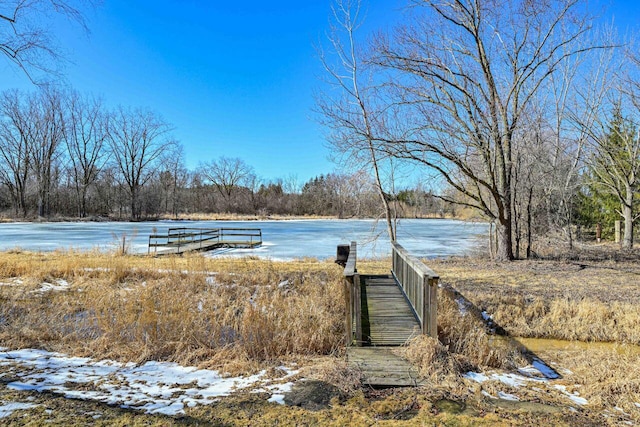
[63,91,109,217]
[29,88,65,217]
[107,107,173,220]
[317,0,397,241]
[0,90,31,217]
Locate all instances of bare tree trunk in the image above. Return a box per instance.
[317,0,397,241]
[623,186,634,249]
[526,187,534,259]
[496,218,513,262]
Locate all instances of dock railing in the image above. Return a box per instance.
[391,241,439,338]
[342,241,361,346]
[148,227,262,255]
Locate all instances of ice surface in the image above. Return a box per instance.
[0,219,488,259]
[517,358,560,379]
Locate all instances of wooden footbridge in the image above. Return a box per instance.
[148,227,262,255]
[340,241,439,387]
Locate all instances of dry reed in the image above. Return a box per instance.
[0,251,345,374]
[431,257,640,345]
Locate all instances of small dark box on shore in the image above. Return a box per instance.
[336,244,350,267]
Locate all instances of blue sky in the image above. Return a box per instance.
[1,0,639,185]
[1,0,405,185]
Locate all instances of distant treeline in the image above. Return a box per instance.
[0,88,456,220]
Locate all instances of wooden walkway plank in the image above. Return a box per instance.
[347,347,423,387]
[361,274,421,347]
[153,240,261,256]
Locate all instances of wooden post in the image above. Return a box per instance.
[354,274,362,345]
[596,223,602,243]
[428,277,438,338]
[342,241,358,346]
[345,277,352,346]
[422,276,429,335]
[422,276,438,337]
[615,220,621,244]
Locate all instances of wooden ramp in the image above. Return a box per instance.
[347,347,423,387]
[349,274,423,387]
[362,275,421,346]
[341,241,439,387]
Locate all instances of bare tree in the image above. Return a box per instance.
[587,106,640,249]
[107,106,173,219]
[0,89,31,217]
[539,28,617,248]
[157,142,187,218]
[0,0,95,83]
[63,91,109,217]
[200,157,254,212]
[33,89,65,216]
[369,0,597,260]
[317,0,397,240]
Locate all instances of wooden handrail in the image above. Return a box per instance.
[343,241,357,277]
[341,241,361,346]
[391,241,439,338]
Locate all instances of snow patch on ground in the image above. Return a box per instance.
[34,279,70,293]
[0,348,299,416]
[266,382,295,405]
[553,384,588,406]
[464,371,530,388]
[465,364,588,406]
[0,278,23,287]
[497,391,520,401]
[456,298,469,315]
[0,401,39,418]
[0,278,71,294]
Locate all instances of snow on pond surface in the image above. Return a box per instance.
[0,348,297,416]
[0,219,488,259]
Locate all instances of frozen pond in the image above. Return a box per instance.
[0,219,488,260]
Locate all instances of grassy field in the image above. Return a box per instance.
[0,247,638,425]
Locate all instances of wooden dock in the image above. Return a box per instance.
[148,227,262,255]
[341,241,438,387]
[360,275,421,346]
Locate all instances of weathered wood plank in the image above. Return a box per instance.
[347,347,423,386]
[359,274,421,347]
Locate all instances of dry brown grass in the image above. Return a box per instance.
[397,336,467,385]
[430,256,640,344]
[0,251,345,374]
[2,249,638,425]
[436,285,528,369]
[565,349,640,422]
